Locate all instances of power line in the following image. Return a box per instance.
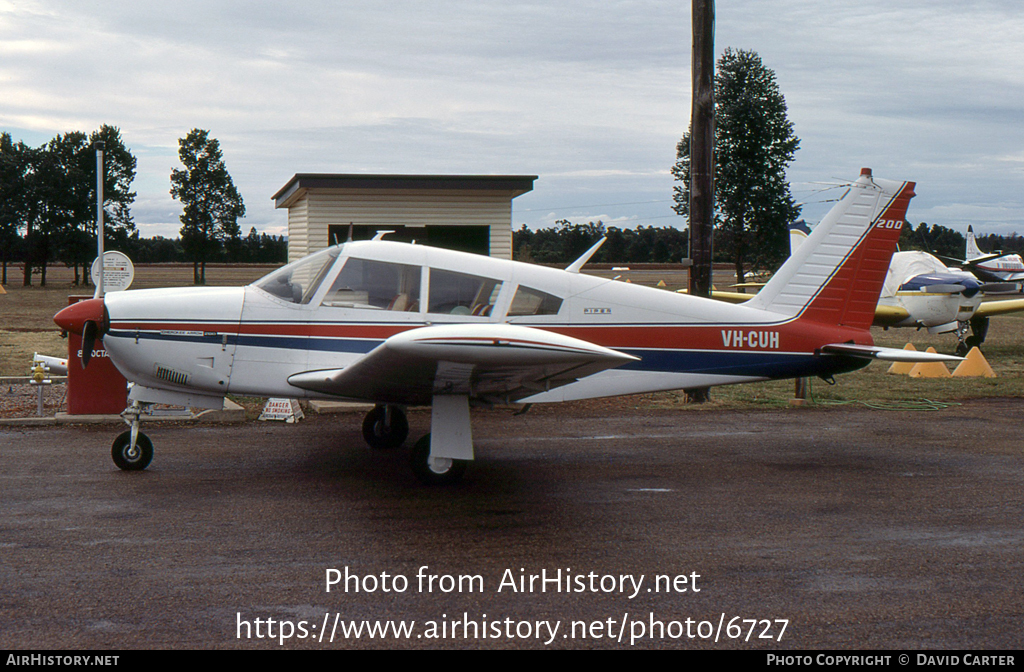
[517,199,673,213]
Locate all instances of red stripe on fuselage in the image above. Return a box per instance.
[110,319,870,355]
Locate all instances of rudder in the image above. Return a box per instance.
[746,168,915,331]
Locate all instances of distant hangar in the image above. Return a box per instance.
[273,173,537,261]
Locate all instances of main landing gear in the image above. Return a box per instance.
[360,401,472,486]
[955,316,990,357]
[409,433,468,485]
[362,404,409,450]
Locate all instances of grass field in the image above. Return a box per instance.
[2,262,1022,410]
[0,264,277,379]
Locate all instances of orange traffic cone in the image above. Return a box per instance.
[952,347,996,378]
[887,343,918,375]
[908,347,951,378]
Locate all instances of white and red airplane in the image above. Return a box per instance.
[55,168,958,484]
[958,225,1024,285]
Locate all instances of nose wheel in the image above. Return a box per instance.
[113,400,154,471]
[112,431,153,471]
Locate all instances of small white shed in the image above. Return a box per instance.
[272,174,536,261]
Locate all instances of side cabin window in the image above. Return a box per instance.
[322,257,421,311]
[508,285,563,316]
[254,247,340,304]
[428,269,502,316]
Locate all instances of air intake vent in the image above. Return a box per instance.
[155,365,190,386]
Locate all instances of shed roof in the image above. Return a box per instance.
[273,173,537,209]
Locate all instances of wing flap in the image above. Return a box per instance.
[288,324,639,405]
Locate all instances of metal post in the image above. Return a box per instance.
[94,140,105,299]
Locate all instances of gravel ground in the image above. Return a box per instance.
[0,381,66,418]
[2,397,1023,650]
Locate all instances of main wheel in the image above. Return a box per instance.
[362,405,409,450]
[111,431,154,471]
[410,434,467,485]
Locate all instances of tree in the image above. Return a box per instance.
[0,133,32,285]
[170,129,245,284]
[85,126,138,283]
[2,127,136,286]
[672,48,801,283]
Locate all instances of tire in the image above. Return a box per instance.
[362,405,409,450]
[112,431,154,471]
[410,434,467,486]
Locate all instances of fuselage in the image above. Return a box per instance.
[972,255,1024,283]
[876,251,984,331]
[96,240,873,405]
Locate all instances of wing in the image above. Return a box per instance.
[974,298,1024,319]
[287,323,639,405]
[872,304,911,327]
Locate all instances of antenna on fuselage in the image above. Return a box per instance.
[372,230,395,241]
[565,237,606,273]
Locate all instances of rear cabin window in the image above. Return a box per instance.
[427,269,502,316]
[508,285,563,316]
[321,258,421,311]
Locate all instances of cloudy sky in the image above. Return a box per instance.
[2,0,1022,241]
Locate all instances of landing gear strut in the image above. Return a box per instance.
[113,400,153,471]
[362,404,409,450]
[955,316,989,357]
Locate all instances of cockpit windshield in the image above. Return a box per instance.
[253,247,341,304]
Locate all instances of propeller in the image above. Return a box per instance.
[921,283,970,295]
[980,282,1017,295]
[52,298,109,369]
[81,320,98,368]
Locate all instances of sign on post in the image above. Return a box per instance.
[90,251,135,292]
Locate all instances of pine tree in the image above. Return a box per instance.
[672,48,800,283]
[170,129,245,284]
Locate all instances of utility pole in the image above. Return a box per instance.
[685,0,715,405]
[688,0,714,298]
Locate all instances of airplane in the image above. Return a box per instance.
[954,225,1024,285]
[33,353,68,376]
[54,168,960,484]
[871,250,1024,355]
[715,221,1024,355]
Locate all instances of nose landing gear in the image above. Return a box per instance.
[113,400,154,471]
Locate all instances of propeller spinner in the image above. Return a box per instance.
[53,298,109,368]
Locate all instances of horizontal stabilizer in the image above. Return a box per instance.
[820,343,962,363]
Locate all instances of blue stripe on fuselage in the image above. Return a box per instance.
[110,328,862,379]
